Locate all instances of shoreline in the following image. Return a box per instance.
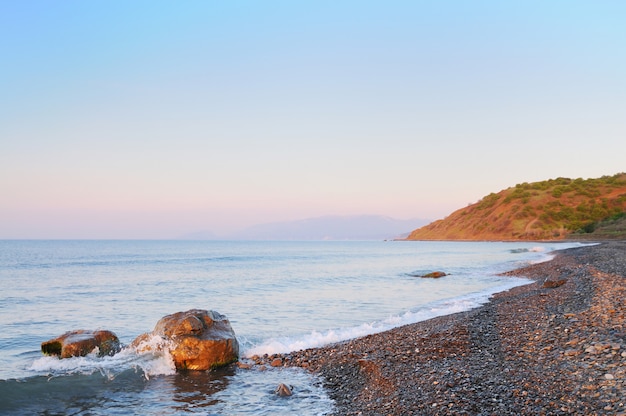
[272,241,625,414]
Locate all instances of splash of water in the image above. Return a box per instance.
[29,334,177,380]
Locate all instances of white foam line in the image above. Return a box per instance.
[29,335,177,379]
[243,277,531,357]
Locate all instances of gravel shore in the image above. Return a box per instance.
[254,241,626,415]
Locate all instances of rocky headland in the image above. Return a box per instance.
[406,173,626,241]
[255,241,625,415]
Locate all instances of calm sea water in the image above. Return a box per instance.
[0,240,585,415]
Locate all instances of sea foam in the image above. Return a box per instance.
[29,336,177,380]
[244,277,532,357]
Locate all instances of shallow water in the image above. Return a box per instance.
[0,240,585,414]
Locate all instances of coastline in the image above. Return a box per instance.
[272,241,625,415]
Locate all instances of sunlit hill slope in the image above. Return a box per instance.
[406,173,626,241]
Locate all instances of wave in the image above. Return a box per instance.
[2,338,332,415]
[7,255,272,271]
[243,277,532,357]
[25,335,177,382]
[0,337,178,412]
[0,369,145,414]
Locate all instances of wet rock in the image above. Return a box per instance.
[421,271,447,278]
[236,361,252,370]
[270,357,283,367]
[42,329,120,358]
[275,383,293,397]
[132,309,239,370]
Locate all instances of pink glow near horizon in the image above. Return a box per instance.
[1,1,625,238]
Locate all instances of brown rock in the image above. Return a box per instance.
[543,278,567,288]
[270,357,283,367]
[421,271,447,278]
[236,361,252,370]
[275,383,293,396]
[132,309,239,371]
[42,330,120,358]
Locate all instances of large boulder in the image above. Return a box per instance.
[132,309,239,370]
[41,330,120,358]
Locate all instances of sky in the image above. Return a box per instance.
[1,1,625,239]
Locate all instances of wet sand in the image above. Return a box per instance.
[265,241,625,415]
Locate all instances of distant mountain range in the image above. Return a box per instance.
[180,215,430,241]
[406,173,626,241]
[180,174,626,241]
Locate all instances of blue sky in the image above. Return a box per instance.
[1,1,625,238]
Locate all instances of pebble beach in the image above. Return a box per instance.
[261,241,626,415]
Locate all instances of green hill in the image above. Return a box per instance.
[406,173,626,241]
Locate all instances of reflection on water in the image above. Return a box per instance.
[212,366,334,415]
[0,365,332,415]
[0,369,148,415]
[170,367,234,412]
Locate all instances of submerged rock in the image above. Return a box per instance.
[41,329,120,358]
[132,309,239,371]
[275,383,293,397]
[421,271,447,278]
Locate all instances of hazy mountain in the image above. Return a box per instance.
[230,215,430,240]
[178,230,219,240]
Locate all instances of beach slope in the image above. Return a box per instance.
[282,241,626,415]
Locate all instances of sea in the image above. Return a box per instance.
[0,239,587,415]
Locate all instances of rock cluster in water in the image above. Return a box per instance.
[41,309,239,371]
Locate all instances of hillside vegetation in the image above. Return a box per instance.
[406,173,626,241]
